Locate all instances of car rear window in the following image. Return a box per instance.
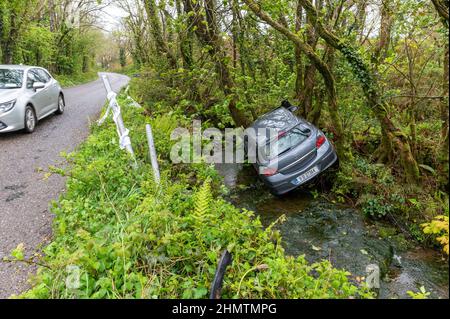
[262,126,311,159]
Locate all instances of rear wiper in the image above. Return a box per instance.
[278,147,292,156]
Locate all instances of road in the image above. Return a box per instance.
[0,73,130,298]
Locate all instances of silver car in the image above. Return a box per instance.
[246,103,338,195]
[0,65,65,133]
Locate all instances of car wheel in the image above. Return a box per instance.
[24,105,37,134]
[55,94,65,115]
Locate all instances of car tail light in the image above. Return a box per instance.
[316,135,326,148]
[262,167,278,177]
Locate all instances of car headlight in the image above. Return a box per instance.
[0,99,16,113]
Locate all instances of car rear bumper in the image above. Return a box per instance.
[0,108,24,133]
[259,140,338,195]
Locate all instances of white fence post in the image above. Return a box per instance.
[99,75,136,165]
[146,124,161,184]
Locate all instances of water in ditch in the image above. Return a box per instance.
[216,163,449,299]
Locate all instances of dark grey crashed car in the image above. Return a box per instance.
[245,104,338,195]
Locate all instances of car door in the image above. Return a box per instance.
[37,68,59,111]
[26,69,51,118]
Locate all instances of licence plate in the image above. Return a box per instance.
[291,166,320,186]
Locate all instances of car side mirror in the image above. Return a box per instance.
[33,82,45,90]
[288,105,298,113]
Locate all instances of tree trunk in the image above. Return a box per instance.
[176,0,194,69]
[184,0,250,127]
[0,11,19,64]
[307,44,335,126]
[431,0,449,185]
[405,39,418,158]
[431,0,449,21]
[355,0,367,43]
[298,0,322,118]
[373,0,394,66]
[301,64,316,117]
[442,43,449,154]
[440,43,449,187]
[299,0,420,182]
[294,1,304,101]
[1,43,14,64]
[231,0,254,115]
[242,0,351,161]
[143,0,177,69]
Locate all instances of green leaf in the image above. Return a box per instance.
[193,287,208,299]
[11,243,25,261]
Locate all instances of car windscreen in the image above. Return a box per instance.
[0,69,24,89]
[261,125,311,159]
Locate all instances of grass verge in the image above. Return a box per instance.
[55,71,100,88]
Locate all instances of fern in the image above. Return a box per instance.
[193,178,213,225]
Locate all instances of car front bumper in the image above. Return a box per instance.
[0,107,25,133]
[259,140,338,195]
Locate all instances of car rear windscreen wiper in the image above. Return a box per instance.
[278,147,292,156]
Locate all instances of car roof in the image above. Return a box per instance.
[251,107,300,131]
[0,65,43,71]
[247,107,301,145]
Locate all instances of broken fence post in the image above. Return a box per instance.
[146,124,161,184]
[125,85,141,108]
[99,75,136,166]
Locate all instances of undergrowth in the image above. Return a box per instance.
[332,155,449,255]
[11,94,373,299]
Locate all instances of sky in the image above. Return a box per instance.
[100,3,128,32]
